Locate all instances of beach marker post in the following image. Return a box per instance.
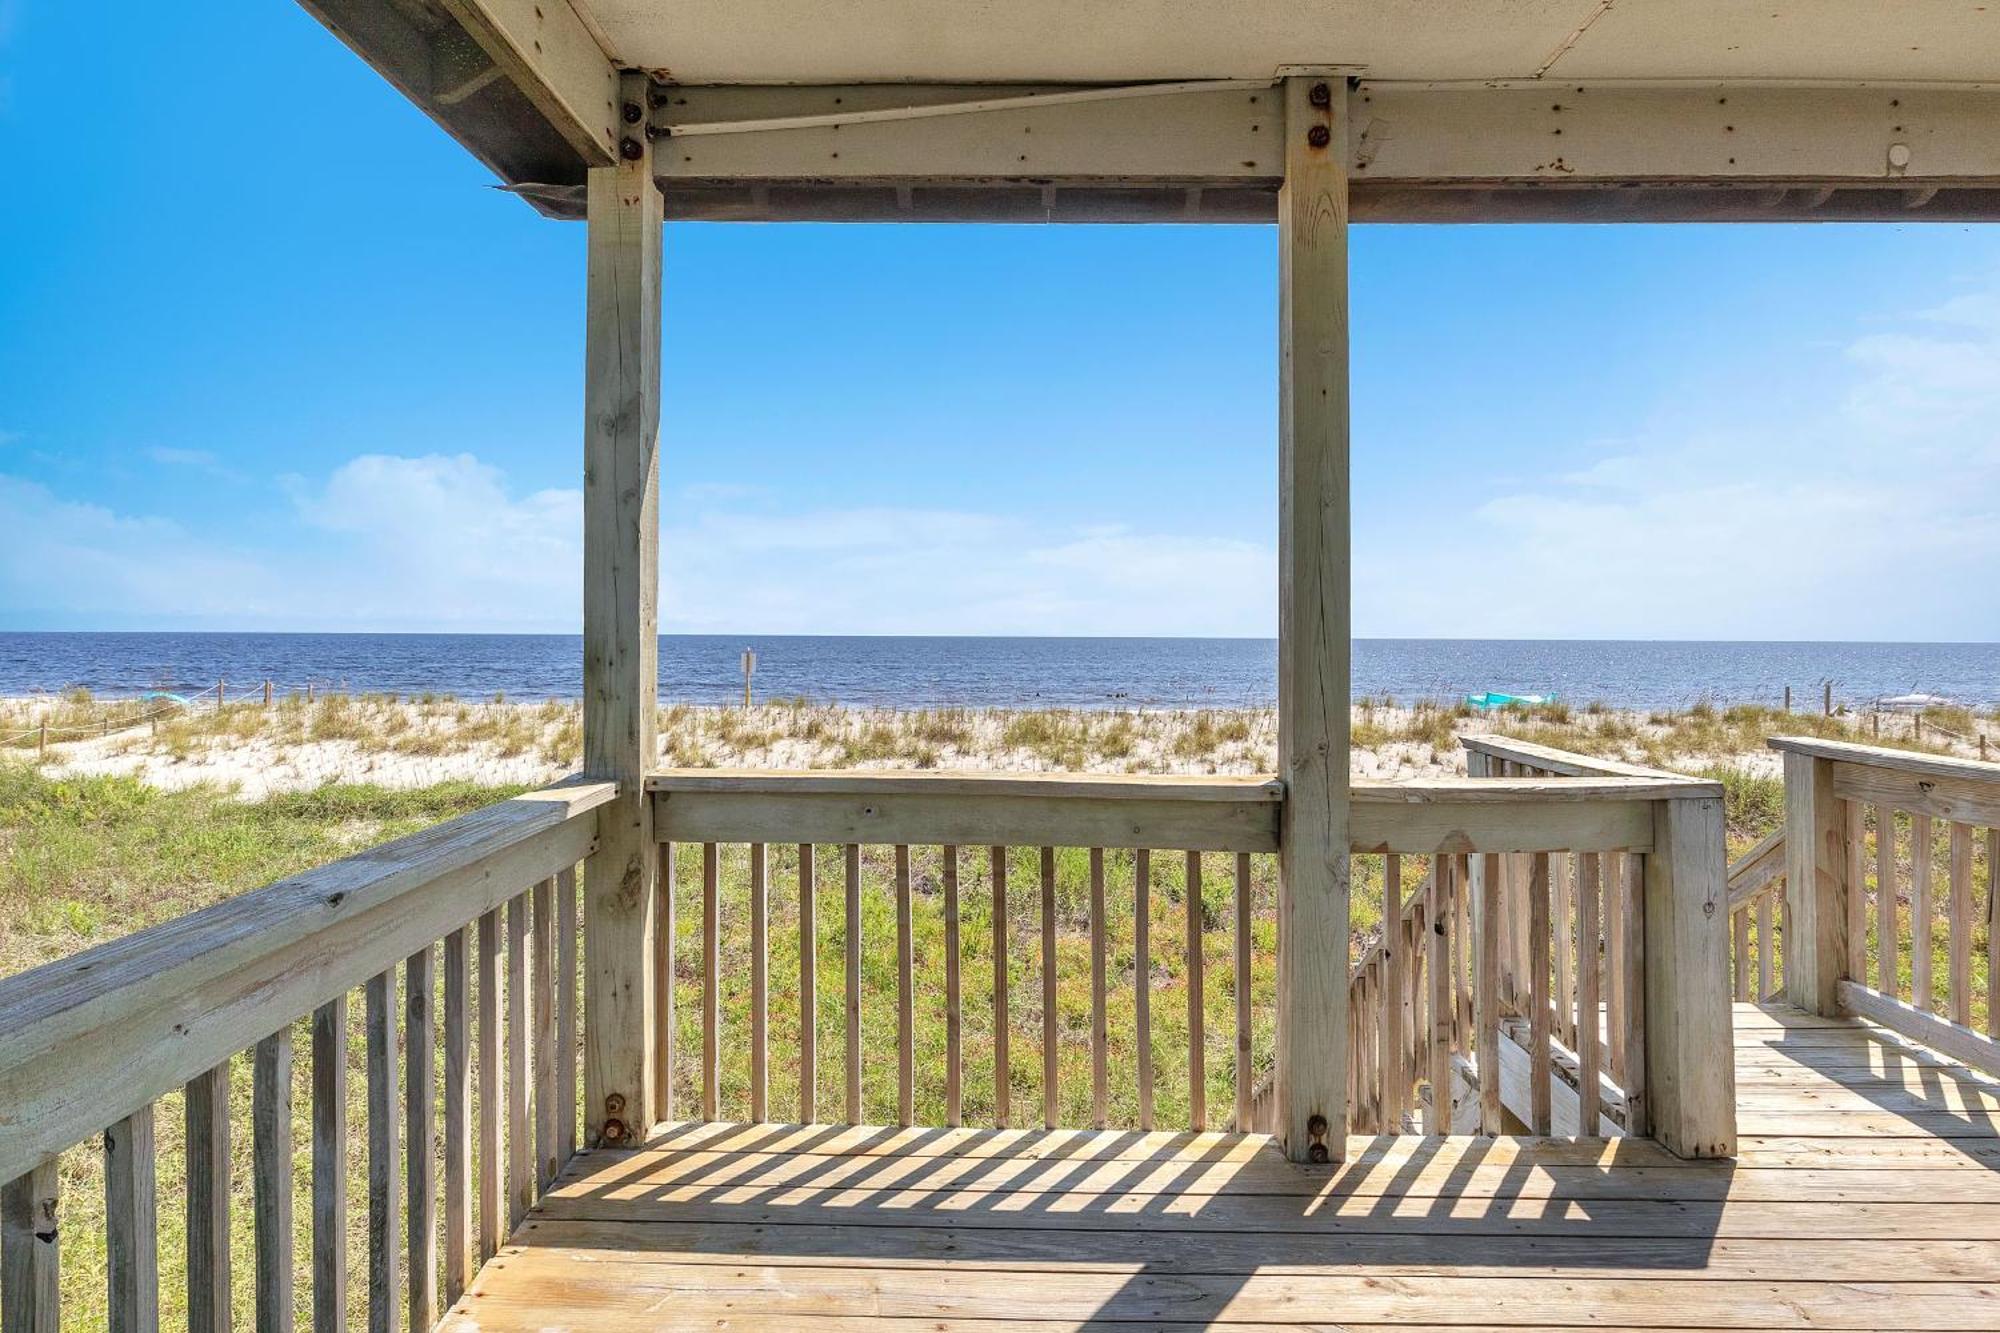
[217,679,226,714]
[1783,685,1791,713]
[1823,681,1833,716]
[741,649,755,709]
[263,679,273,707]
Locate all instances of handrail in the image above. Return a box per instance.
[1767,734,2000,783]
[1461,734,1689,782]
[1726,827,1786,911]
[0,777,614,1183]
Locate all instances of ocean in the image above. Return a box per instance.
[1,633,1995,713]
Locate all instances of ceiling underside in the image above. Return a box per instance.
[585,0,1999,86]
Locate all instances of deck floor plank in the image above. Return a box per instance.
[444,1003,2000,1330]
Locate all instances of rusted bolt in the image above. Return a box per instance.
[1309,82,1332,108]
[1307,1113,1329,1138]
[601,1118,627,1143]
[1308,1142,1330,1164]
[604,1092,626,1115]
[1306,125,1332,148]
[621,100,644,125]
[619,137,644,161]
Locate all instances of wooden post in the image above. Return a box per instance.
[1274,73,1351,1165]
[36,722,45,760]
[582,71,663,1149]
[1823,681,1833,716]
[264,679,273,707]
[1782,685,1791,713]
[741,649,755,709]
[1643,795,1737,1157]
[1782,749,1847,1015]
[217,679,226,715]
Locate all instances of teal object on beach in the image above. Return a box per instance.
[1465,691,1554,710]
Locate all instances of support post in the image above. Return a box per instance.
[582,69,663,1149]
[1274,73,1351,1165]
[1782,750,1847,1015]
[1642,795,1737,1157]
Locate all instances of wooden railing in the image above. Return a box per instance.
[1727,827,1788,1003]
[651,761,1737,1156]
[1775,737,2000,1078]
[0,778,613,1332]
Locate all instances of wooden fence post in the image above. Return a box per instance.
[1274,72,1351,1164]
[581,70,663,1149]
[1782,748,1847,1015]
[1643,795,1736,1157]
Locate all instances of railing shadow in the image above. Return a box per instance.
[508,1121,1737,1324]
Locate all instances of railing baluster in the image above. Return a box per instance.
[254,1030,294,1333]
[1427,859,1452,1132]
[364,969,400,1333]
[1604,853,1625,1086]
[1757,889,1775,1003]
[1378,854,1401,1133]
[312,996,348,1333]
[1231,851,1250,1134]
[899,845,917,1128]
[991,844,1010,1127]
[1456,855,1473,1060]
[1577,851,1602,1132]
[105,1106,158,1333]
[1528,851,1553,1135]
[1949,822,1973,1026]
[1476,852,1502,1135]
[1913,813,1934,1012]
[1989,828,2000,1041]
[1186,850,1205,1132]
[799,844,816,1124]
[1554,852,1575,1048]
[1041,846,1058,1130]
[443,927,472,1305]
[1732,901,1751,1002]
[1876,805,1898,997]
[559,865,579,1158]
[1619,850,1648,1138]
[407,944,437,1332]
[749,844,768,1123]
[476,909,501,1262]
[845,843,864,1124]
[1134,847,1153,1132]
[1845,801,1867,984]
[506,892,531,1228]
[653,847,673,1125]
[185,1059,230,1333]
[1092,847,1111,1129]
[943,845,963,1126]
[702,844,720,1122]
[2,1158,59,1333]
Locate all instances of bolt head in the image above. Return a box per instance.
[1309,82,1332,108]
[604,1092,626,1115]
[619,137,645,162]
[1307,1113,1330,1137]
[1307,125,1332,149]
[1308,1142,1331,1164]
[622,101,644,124]
[601,1118,627,1143]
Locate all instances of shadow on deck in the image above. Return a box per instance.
[444,1004,2000,1330]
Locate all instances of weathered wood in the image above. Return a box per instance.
[1642,800,1734,1158]
[845,842,864,1124]
[1186,850,1205,1132]
[1837,979,2000,1081]
[1875,804,1897,995]
[0,781,608,1183]
[702,843,720,1121]
[312,996,348,1333]
[1037,847,1055,1130]
[1725,826,1787,909]
[1756,888,1775,1004]
[1,1158,58,1333]
[1844,800,1866,985]
[1232,851,1251,1134]
[444,927,472,1304]
[558,864,579,1161]
[254,1030,295,1333]
[1427,859,1453,1133]
[653,846,673,1125]
[1732,899,1752,1003]
[1824,755,2000,829]
[1620,850,1650,1139]
[1913,812,1935,1010]
[477,908,501,1260]
[943,845,963,1126]
[1783,750,1847,1015]
[1377,855,1402,1129]
[407,944,437,1332]
[185,1059,231,1333]
[749,844,769,1122]
[797,844,816,1124]
[1989,828,2000,1041]
[1090,847,1110,1129]
[581,81,663,1147]
[1528,852,1552,1135]
[991,845,1010,1127]
[1476,853,1501,1135]
[1134,847,1154,1132]
[364,970,401,1333]
[899,845,917,1128]
[507,891,532,1225]
[1949,822,1973,1026]
[104,1106,157,1333]
[1576,852,1602,1132]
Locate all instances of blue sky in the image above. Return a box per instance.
[3,3,1999,640]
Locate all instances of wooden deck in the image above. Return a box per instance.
[445,1004,2000,1330]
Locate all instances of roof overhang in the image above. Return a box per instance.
[296,1,2000,223]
